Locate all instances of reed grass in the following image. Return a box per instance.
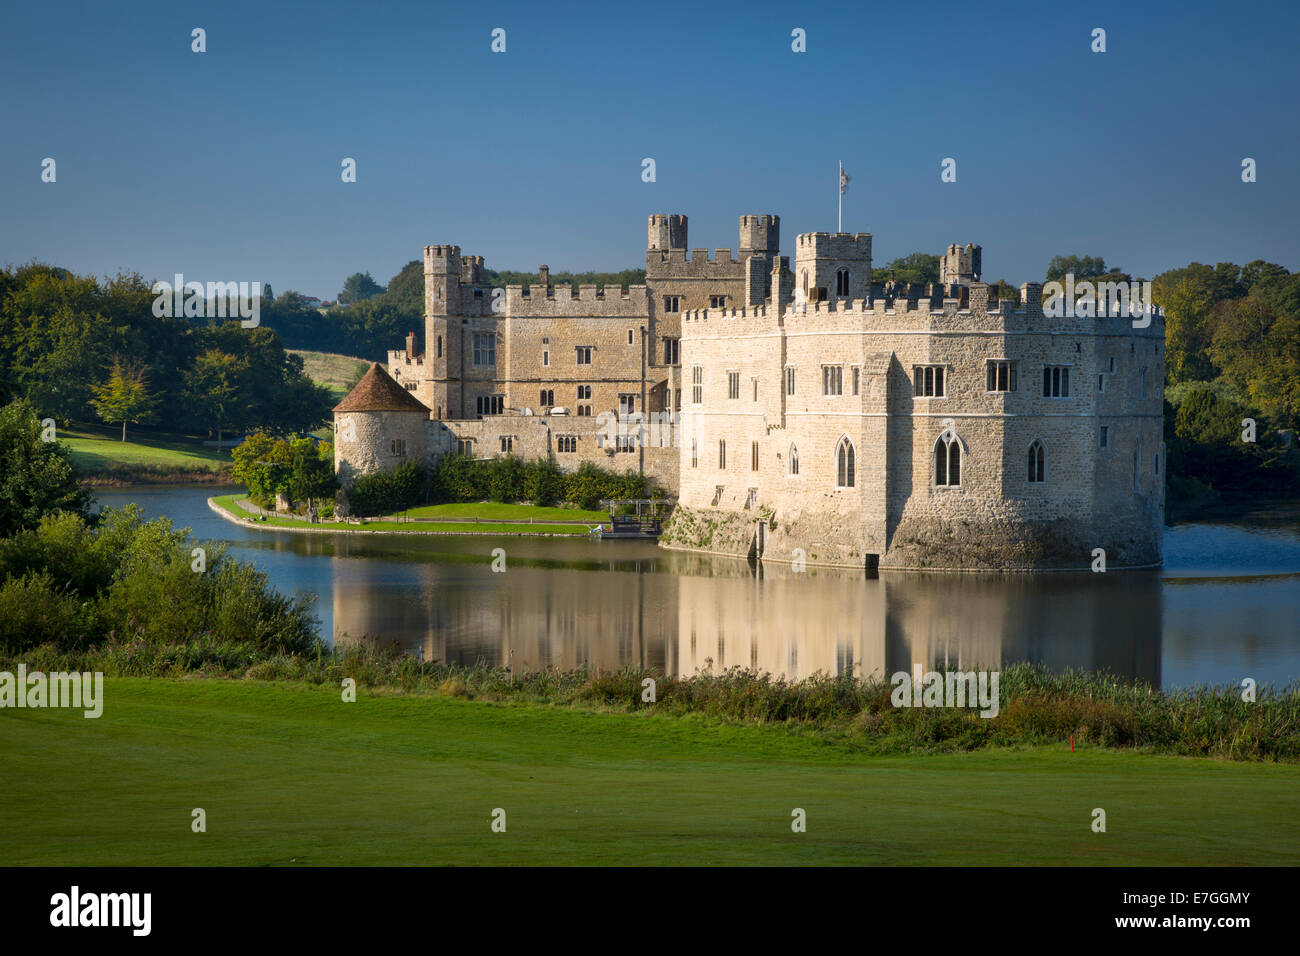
[7,641,1297,762]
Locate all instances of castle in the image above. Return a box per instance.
[333,213,1165,571]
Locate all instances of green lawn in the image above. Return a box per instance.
[3,678,1297,866]
[289,349,370,401]
[401,502,608,523]
[211,494,593,535]
[62,429,231,474]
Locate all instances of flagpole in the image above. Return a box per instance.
[838,160,842,233]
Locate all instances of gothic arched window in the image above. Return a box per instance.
[789,444,799,476]
[1028,440,1045,483]
[836,437,855,488]
[935,431,962,486]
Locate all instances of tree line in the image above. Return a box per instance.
[0,264,333,441]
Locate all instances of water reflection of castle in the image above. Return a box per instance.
[332,554,1161,685]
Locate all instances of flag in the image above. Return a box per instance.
[840,167,851,195]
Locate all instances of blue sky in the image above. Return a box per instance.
[2,0,1297,299]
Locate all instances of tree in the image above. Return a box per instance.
[0,400,91,535]
[287,437,337,506]
[1153,267,1218,384]
[338,271,385,305]
[89,359,157,441]
[383,260,425,316]
[1209,294,1300,430]
[184,349,247,449]
[1045,255,1110,282]
[872,253,940,287]
[231,431,291,506]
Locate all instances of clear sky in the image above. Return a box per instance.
[2,0,1297,299]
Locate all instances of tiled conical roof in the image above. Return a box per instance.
[333,363,430,413]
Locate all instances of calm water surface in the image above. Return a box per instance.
[95,487,1300,691]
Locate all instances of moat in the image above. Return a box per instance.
[98,486,1300,692]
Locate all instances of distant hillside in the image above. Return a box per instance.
[290,350,371,401]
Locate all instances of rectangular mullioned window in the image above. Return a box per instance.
[476,395,504,416]
[913,365,945,397]
[390,439,407,457]
[692,366,703,405]
[499,436,514,453]
[784,366,795,395]
[576,346,593,365]
[822,365,843,396]
[557,435,578,453]
[663,337,680,365]
[472,333,495,366]
[664,295,680,313]
[728,371,740,399]
[1043,365,1070,398]
[456,438,474,456]
[986,360,1017,392]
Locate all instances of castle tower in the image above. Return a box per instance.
[738,214,779,257]
[333,362,430,491]
[425,244,463,419]
[939,243,982,286]
[648,214,688,251]
[793,232,872,302]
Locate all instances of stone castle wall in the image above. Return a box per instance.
[668,282,1165,570]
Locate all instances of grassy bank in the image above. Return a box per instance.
[3,677,1297,866]
[14,637,1300,763]
[62,426,232,485]
[210,494,595,535]
[402,502,608,523]
[288,349,370,401]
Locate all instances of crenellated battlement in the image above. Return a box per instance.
[795,231,873,259]
[679,283,1165,339]
[504,282,649,315]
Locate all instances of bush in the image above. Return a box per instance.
[0,570,89,653]
[0,400,91,535]
[0,505,320,657]
[348,458,429,515]
[424,455,656,510]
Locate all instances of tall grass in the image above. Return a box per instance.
[6,639,1297,762]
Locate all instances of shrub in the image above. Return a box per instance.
[0,570,89,653]
[348,458,429,515]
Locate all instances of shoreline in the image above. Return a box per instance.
[206,495,597,537]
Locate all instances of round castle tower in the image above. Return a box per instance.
[333,362,430,489]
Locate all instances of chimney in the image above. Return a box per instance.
[538,264,549,288]
[406,331,417,359]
